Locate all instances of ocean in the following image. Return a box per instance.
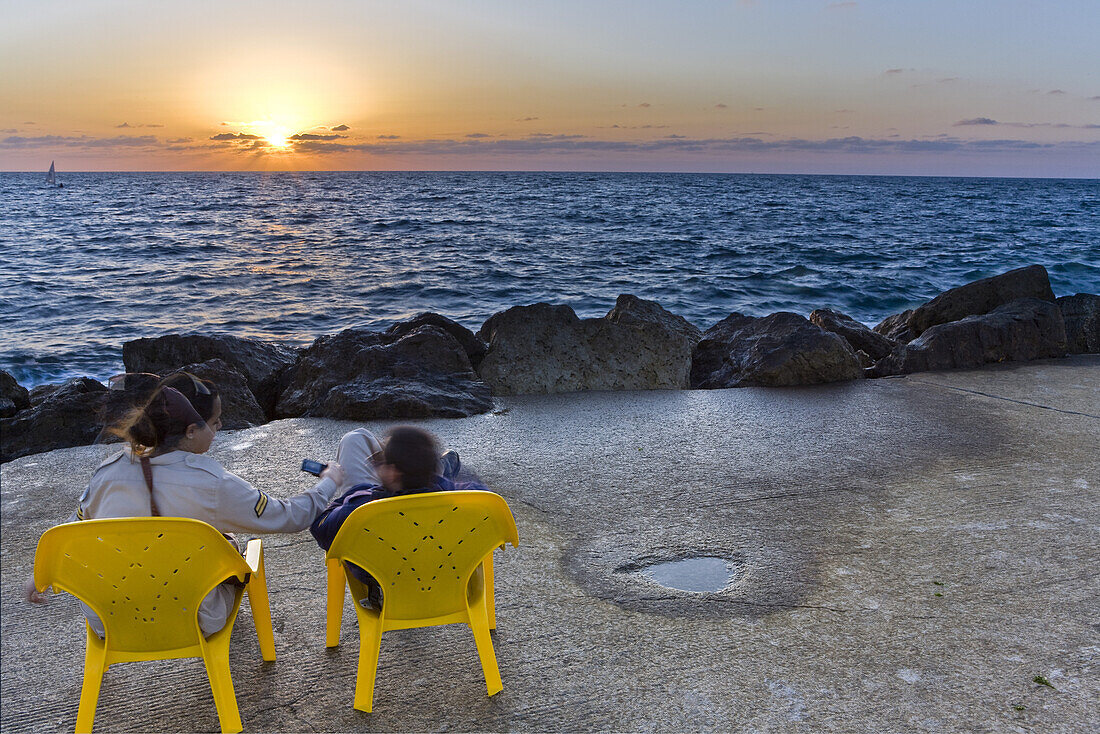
[1,172,1097,387]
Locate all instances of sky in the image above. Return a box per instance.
[1,0,1098,176]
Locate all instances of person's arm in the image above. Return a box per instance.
[212,463,346,534]
[310,485,378,550]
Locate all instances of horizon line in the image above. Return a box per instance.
[4,169,1099,181]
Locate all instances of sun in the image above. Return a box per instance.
[259,123,291,149]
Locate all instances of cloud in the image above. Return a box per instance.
[665,134,687,139]
[954,117,1100,130]
[884,68,905,75]
[330,124,350,131]
[377,134,401,139]
[601,124,670,129]
[638,102,651,108]
[1090,96,1100,101]
[715,103,728,109]
[1048,89,1066,95]
[515,116,539,121]
[1,134,159,149]
[167,137,192,143]
[283,133,1100,159]
[289,133,347,141]
[1,128,16,133]
[937,77,959,84]
[466,133,491,138]
[116,122,163,128]
[209,132,262,140]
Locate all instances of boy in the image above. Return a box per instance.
[310,426,489,608]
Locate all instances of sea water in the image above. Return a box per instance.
[1,172,1097,386]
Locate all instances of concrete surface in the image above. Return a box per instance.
[2,356,1098,732]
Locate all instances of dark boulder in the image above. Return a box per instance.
[907,264,1055,337]
[870,298,1067,376]
[0,370,31,419]
[166,360,266,429]
[691,312,863,389]
[276,325,491,420]
[605,294,703,345]
[477,296,700,395]
[1056,294,1100,354]
[122,334,297,420]
[320,375,492,420]
[809,308,895,361]
[1,377,108,462]
[385,312,487,370]
[874,309,916,344]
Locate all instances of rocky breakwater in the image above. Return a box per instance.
[476,294,701,395]
[2,265,1097,463]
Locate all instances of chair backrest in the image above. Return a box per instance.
[34,518,250,652]
[328,490,518,621]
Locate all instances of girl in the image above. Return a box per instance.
[27,372,345,636]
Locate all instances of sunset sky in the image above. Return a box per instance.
[2,0,1098,176]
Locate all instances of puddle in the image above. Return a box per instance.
[638,556,738,593]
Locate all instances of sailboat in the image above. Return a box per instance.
[46,161,62,188]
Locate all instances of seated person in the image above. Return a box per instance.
[26,372,346,637]
[310,426,489,608]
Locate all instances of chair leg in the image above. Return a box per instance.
[75,626,108,734]
[353,609,384,712]
[202,642,243,734]
[244,540,276,662]
[484,551,497,630]
[326,558,346,648]
[468,589,503,696]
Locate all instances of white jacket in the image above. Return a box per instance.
[76,448,338,534]
[74,448,338,635]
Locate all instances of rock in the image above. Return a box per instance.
[1056,294,1100,354]
[320,375,492,420]
[477,296,700,396]
[1,377,107,463]
[874,310,916,344]
[870,298,1067,376]
[690,312,863,389]
[605,294,703,345]
[907,264,1055,337]
[809,308,895,361]
[276,326,491,420]
[0,371,31,419]
[385,312,488,370]
[122,334,297,420]
[165,359,266,429]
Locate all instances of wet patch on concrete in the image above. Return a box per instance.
[619,555,744,593]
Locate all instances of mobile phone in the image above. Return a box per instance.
[301,459,327,476]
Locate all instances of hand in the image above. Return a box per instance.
[321,461,346,487]
[25,576,48,604]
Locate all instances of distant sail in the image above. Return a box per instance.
[46,161,56,186]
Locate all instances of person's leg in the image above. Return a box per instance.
[335,429,383,490]
[438,450,462,481]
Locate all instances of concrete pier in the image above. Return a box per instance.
[3,356,1097,732]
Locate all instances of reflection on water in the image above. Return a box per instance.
[640,556,737,593]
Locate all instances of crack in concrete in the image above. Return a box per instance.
[908,379,1100,419]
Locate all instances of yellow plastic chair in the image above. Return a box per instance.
[325,490,519,712]
[32,518,277,734]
